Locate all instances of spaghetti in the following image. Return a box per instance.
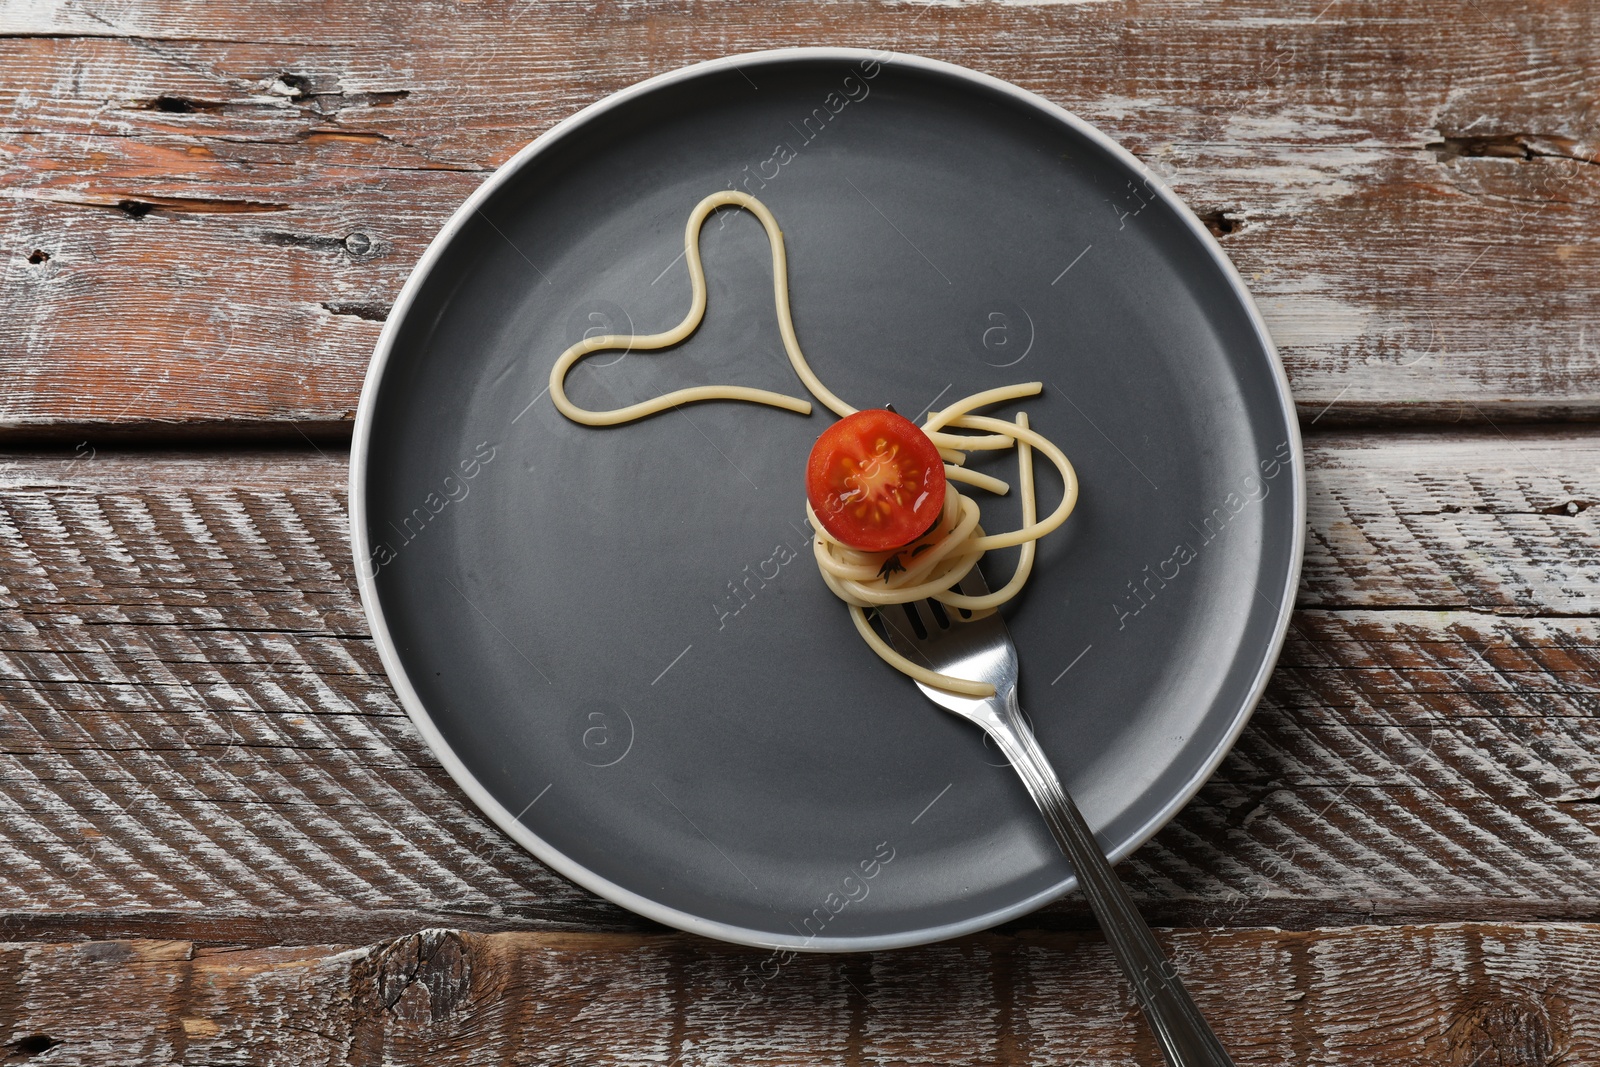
[549,191,1079,696]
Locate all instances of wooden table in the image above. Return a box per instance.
[3,1,1597,1062]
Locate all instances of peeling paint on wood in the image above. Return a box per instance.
[0,438,1594,944]
[2,2,1597,1055]
[1,0,1597,433]
[0,925,1596,1065]
[1301,429,1600,613]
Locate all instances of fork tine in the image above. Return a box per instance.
[955,565,991,598]
[879,566,992,650]
[879,602,922,644]
[910,598,943,635]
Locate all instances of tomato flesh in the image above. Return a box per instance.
[806,409,946,552]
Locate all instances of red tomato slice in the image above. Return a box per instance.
[806,408,947,552]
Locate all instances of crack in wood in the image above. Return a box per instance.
[7,126,486,173]
[1197,207,1244,237]
[2,1034,62,1059]
[0,31,290,44]
[297,129,393,145]
[319,302,390,322]
[257,231,347,251]
[265,72,411,117]
[1428,132,1600,167]
[130,94,228,114]
[259,231,381,257]
[43,195,295,217]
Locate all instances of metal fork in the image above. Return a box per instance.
[882,568,1234,1067]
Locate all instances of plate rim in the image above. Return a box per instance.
[348,45,1306,952]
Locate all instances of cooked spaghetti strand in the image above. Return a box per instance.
[549,190,854,425]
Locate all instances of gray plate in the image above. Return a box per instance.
[350,48,1303,951]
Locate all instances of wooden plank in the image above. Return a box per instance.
[0,431,1595,941]
[2,0,1598,434]
[0,924,1595,1065]
[1300,430,1600,613]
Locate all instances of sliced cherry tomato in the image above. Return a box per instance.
[806,408,946,552]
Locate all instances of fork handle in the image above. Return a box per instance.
[987,687,1235,1067]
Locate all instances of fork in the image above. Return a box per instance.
[881,568,1235,1067]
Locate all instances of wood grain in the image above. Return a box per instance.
[1301,430,1600,613]
[0,924,1595,1065]
[2,0,1598,434]
[0,431,1594,945]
